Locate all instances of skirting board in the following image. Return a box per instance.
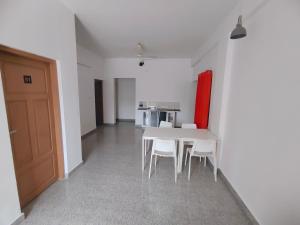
[81,128,97,139]
[64,161,83,179]
[206,160,259,225]
[11,213,25,225]
[116,119,135,122]
[103,123,116,127]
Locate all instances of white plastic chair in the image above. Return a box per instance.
[181,123,202,164]
[148,139,177,183]
[159,121,173,128]
[185,140,217,182]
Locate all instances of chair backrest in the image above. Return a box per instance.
[152,139,176,153]
[191,140,216,154]
[181,123,197,129]
[159,121,173,128]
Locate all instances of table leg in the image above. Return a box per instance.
[213,143,218,182]
[142,137,145,172]
[177,139,183,173]
[213,155,217,182]
[146,139,148,155]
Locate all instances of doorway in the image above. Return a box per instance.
[0,46,64,208]
[94,79,103,127]
[115,78,136,123]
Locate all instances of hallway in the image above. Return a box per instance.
[21,123,252,225]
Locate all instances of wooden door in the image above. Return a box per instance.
[94,79,103,127]
[0,52,58,207]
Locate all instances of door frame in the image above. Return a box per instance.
[0,44,65,179]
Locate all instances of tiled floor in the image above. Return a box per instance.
[21,122,252,225]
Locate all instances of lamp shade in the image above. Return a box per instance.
[230,15,247,39]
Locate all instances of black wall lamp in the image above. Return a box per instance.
[230,15,247,39]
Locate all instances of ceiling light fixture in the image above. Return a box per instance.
[136,43,157,66]
[230,15,247,39]
[137,43,145,67]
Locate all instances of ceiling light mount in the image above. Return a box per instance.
[137,43,144,56]
[137,43,145,66]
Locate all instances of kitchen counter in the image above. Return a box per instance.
[137,107,180,111]
[137,101,180,127]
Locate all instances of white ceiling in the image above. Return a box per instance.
[61,0,239,58]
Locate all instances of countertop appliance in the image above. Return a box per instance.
[137,101,180,127]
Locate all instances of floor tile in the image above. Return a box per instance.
[20,122,252,225]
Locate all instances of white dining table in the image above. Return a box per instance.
[142,127,218,173]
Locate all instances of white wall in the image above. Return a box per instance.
[0,0,82,223]
[116,78,136,120]
[0,78,22,225]
[77,45,104,135]
[77,64,96,135]
[193,0,300,225]
[103,78,117,124]
[103,58,194,126]
[77,45,104,76]
[193,39,229,138]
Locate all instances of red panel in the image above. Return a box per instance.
[194,70,212,129]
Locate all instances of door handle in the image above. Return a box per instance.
[9,129,17,135]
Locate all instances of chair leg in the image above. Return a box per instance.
[155,155,158,169]
[142,139,145,171]
[204,156,207,167]
[148,153,153,179]
[199,156,202,162]
[188,155,192,181]
[213,154,217,182]
[214,167,217,182]
[174,156,177,183]
[185,149,188,166]
[145,140,148,156]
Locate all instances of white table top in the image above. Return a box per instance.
[143,127,217,141]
